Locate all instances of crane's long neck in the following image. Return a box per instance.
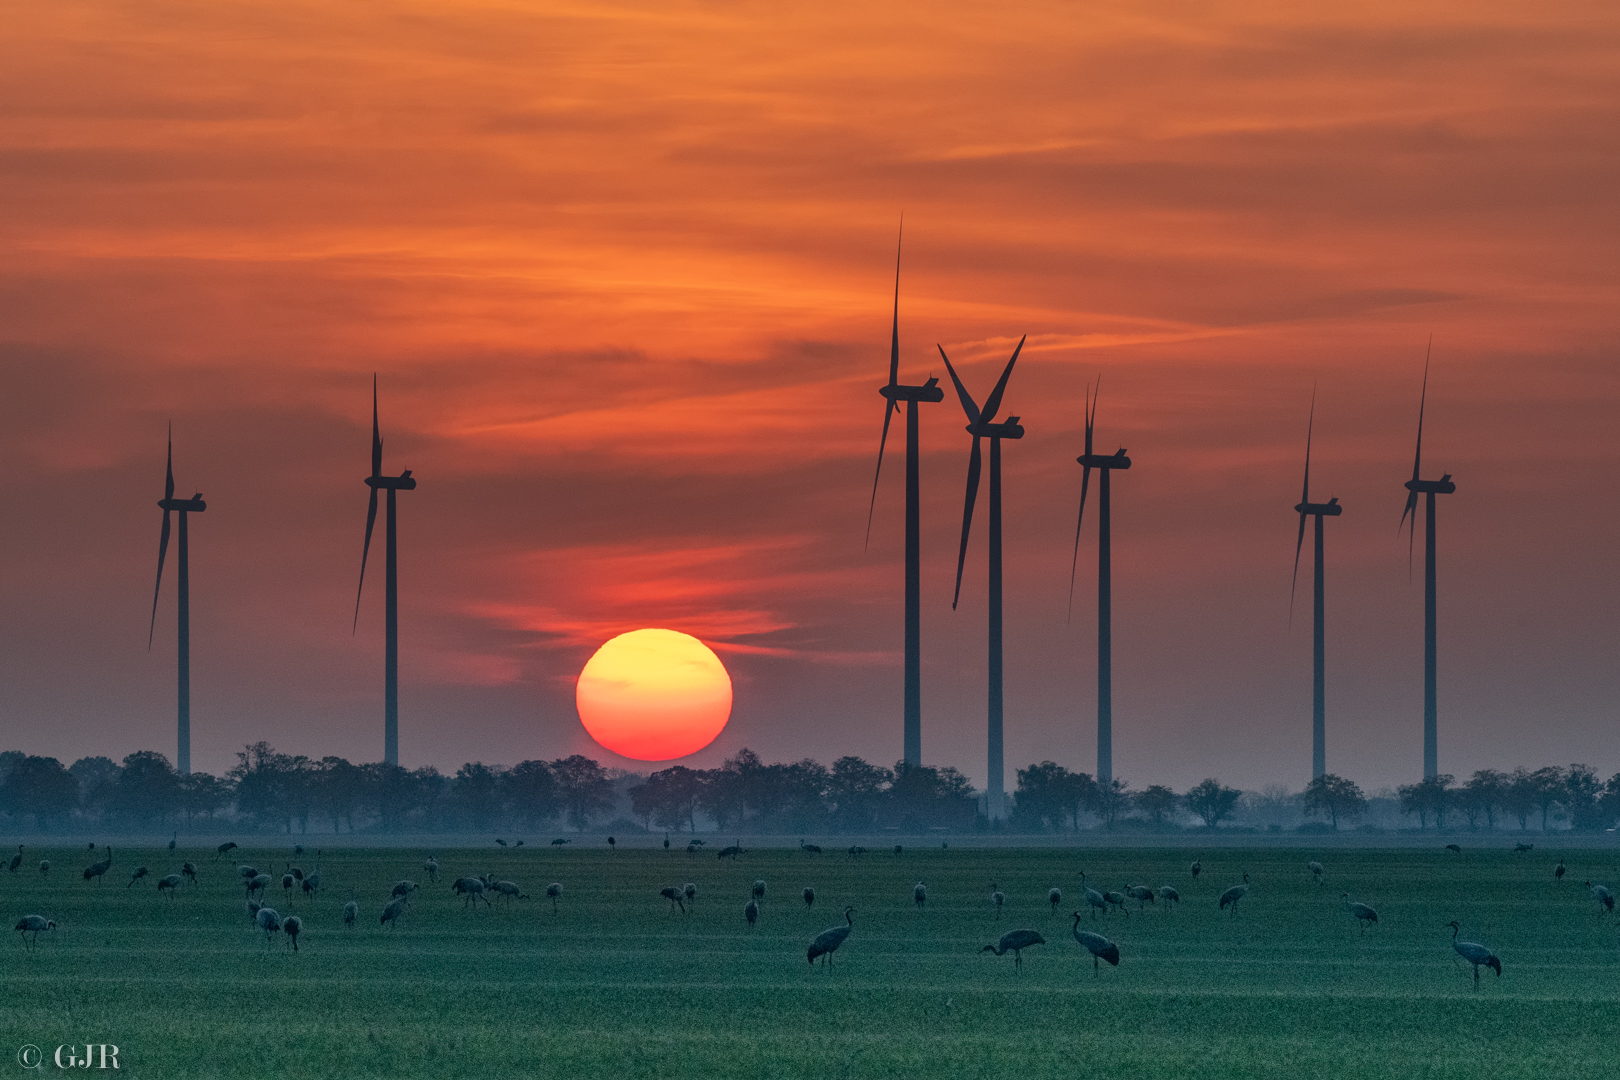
[1450,924,1459,942]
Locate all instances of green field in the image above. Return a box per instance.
[2,842,1618,1078]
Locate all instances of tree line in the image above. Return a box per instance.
[0,743,1615,834]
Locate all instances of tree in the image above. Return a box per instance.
[1458,770,1505,830]
[1183,778,1241,829]
[178,772,231,827]
[551,755,614,831]
[826,757,891,833]
[505,760,559,828]
[69,756,121,820]
[1599,773,1620,831]
[1090,778,1132,829]
[1396,775,1453,830]
[451,762,503,830]
[1014,762,1075,832]
[1563,764,1604,831]
[889,761,976,831]
[1528,766,1565,831]
[1135,785,1180,828]
[113,751,181,827]
[1302,774,1366,830]
[628,765,706,833]
[1502,768,1537,830]
[311,757,365,833]
[702,749,769,830]
[229,742,306,832]
[2,756,79,829]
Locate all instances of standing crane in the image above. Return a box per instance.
[546,883,563,915]
[1308,861,1324,885]
[424,856,439,884]
[803,886,816,910]
[1048,888,1062,911]
[126,866,149,888]
[82,847,112,883]
[683,883,697,908]
[7,845,22,873]
[752,880,767,905]
[1158,885,1180,909]
[1218,874,1251,913]
[990,884,1005,919]
[343,899,358,926]
[982,929,1045,971]
[1554,859,1566,881]
[1445,922,1501,985]
[283,914,303,951]
[157,874,184,897]
[1583,881,1614,913]
[1190,859,1201,880]
[1079,872,1107,918]
[745,898,759,927]
[14,915,55,948]
[659,886,685,913]
[913,882,927,909]
[1069,912,1120,974]
[1342,894,1378,933]
[807,907,856,967]
[799,839,822,854]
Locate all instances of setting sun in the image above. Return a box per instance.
[575,629,733,761]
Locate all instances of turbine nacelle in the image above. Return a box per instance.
[880,378,945,404]
[158,495,206,512]
[967,418,1024,440]
[1294,497,1341,516]
[1076,450,1130,470]
[365,471,417,491]
[1405,475,1455,495]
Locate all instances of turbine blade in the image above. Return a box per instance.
[149,509,171,648]
[164,425,175,502]
[1302,385,1315,507]
[938,346,980,426]
[371,374,383,479]
[888,217,902,391]
[980,335,1025,423]
[354,488,378,632]
[1084,379,1097,457]
[1067,464,1092,623]
[952,435,982,610]
[864,400,897,551]
[1289,511,1307,625]
[1410,339,1429,488]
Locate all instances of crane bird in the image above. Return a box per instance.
[215,841,237,858]
[7,845,22,872]
[391,880,417,900]
[302,862,322,898]
[87,842,96,851]
[1158,885,1180,909]
[718,841,745,861]
[659,886,685,914]
[491,880,528,903]
[808,907,855,967]
[380,897,407,929]
[913,882,927,909]
[1513,843,1533,852]
[551,838,570,847]
[546,883,563,914]
[1079,873,1107,919]
[157,874,184,897]
[847,845,868,858]
[343,900,358,926]
[283,914,303,951]
[496,838,508,848]
[800,839,822,854]
[1308,861,1324,885]
[1445,843,1461,853]
[1342,894,1378,933]
[452,877,491,909]
[256,906,282,942]
[245,899,261,922]
[246,874,271,898]
[664,832,670,850]
[293,844,303,855]
[38,860,49,878]
[607,836,616,851]
[281,872,295,899]
[168,833,177,852]
[82,848,112,883]
[803,886,816,909]
[752,880,767,905]
[181,862,197,884]
[14,915,55,948]
[1125,885,1156,912]
[990,884,1005,919]
[1555,859,1566,881]
[1048,888,1062,911]
[745,898,759,927]
[237,863,259,879]
[126,866,149,888]
[683,883,696,907]
[1583,881,1614,914]
[982,929,1045,971]
[1102,890,1130,917]
[1218,874,1251,913]
[424,856,439,883]
[1445,921,1501,985]
[1069,913,1120,974]
[1190,859,1201,880]
[291,866,304,882]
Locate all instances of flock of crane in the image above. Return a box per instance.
[12,837,1619,988]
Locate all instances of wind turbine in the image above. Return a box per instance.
[939,336,1026,820]
[1067,380,1130,785]
[1290,390,1341,781]
[1399,348,1454,780]
[865,224,944,767]
[354,377,417,768]
[148,427,206,776]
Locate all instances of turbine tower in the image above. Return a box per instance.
[939,336,1025,820]
[354,377,417,768]
[1290,390,1341,781]
[865,224,944,767]
[1399,349,1454,780]
[148,427,206,776]
[1067,380,1130,785]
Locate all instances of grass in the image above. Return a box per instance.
[2,841,1618,1078]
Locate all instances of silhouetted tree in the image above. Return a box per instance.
[703,749,769,830]
[0,751,26,787]
[1599,773,1620,830]
[451,762,503,830]
[758,759,829,833]
[2,755,79,829]
[889,760,976,831]
[551,755,614,831]
[1135,784,1180,828]
[1396,774,1453,830]
[1502,767,1537,830]
[229,743,306,832]
[70,756,121,821]
[505,760,560,828]
[113,751,180,827]
[178,771,231,827]
[1563,764,1604,831]
[1183,778,1242,829]
[1527,765,1565,831]
[826,756,891,833]
[628,764,706,833]
[1458,770,1505,830]
[1301,774,1366,830]
[1013,762,1076,832]
[1090,778,1132,829]
[311,757,365,833]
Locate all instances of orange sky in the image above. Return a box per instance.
[1,1,1617,790]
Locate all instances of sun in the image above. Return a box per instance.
[575,629,733,761]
